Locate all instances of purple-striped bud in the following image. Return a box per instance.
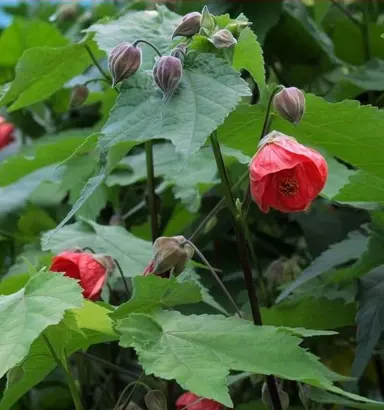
[70,85,89,108]
[172,12,201,39]
[108,42,141,87]
[273,87,306,124]
[209,29,237,48]
[153,56,183,98]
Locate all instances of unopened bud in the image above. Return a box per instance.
[261,380,290,410]
[144,390,167,410]
[70,85,89,108]
[171,44,187,61]
[108,42,142,87]
[273,87,305,124]
[153,56,183,99]
[172,12,201,38]
[200,6,215,33]
[209,29,237,48]
[152,236,194,275]
[93,255,115,273]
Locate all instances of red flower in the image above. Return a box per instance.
[0,116,15,149]
[176,392,223,410]
[249,131,327,213]
[50,251,110,300]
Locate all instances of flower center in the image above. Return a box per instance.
[278,177,299,196]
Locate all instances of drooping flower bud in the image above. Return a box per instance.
[0,116,15,150]
[153,56,183,99]
[172,12,201,39]
[273,87,306,124]
[151,236,194,276]
[108,42,142,87]
[145,390,167,410]
[200,6,215,33]
[70,85,89,108]
[209,29,237,48]
[262,380,290,410]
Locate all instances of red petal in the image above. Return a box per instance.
[77,254,107,300]
[50,253,81,280]
[0,123,15,149]
[176,393,222,410]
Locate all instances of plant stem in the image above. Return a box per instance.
[182,239,242,317]
[43,335,84,410]
[329,0,361,27]
[145,140,160,242]
[209,131,283,410]
[84,44,111,84]
[132,39,162,57]
[114,371,146,410]
[80,352,138,377]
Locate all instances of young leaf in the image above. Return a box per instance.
[112,276,202,320]
[0,44,92,111]
[276,229,369,303]
[100,53,251,157]
[116,310,342,407]
[42,219,153,276]
[0,271,83,379]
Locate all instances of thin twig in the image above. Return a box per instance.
[132,39,162,57]
[84,44,112,84]
[113,258,130,298]
[145,140,160,242]
[329,0,361,27]
[80,352,138,378]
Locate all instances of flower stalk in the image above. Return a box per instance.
[146,140,160,242]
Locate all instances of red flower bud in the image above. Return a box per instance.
[50,250,113,300]
[209,29,237,48]
[249,131,328,213]
[176,392,223,410]
[70,85,89,108]
[273,87,306,124]
[108,42,142,87]
[172,12,201,38]
[0,116,15,150]
[153,56,183,99]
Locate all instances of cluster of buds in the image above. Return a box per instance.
[143,236,194,278]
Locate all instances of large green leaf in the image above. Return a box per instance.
[117,310,344,407]
[0,302,117,410]
[232,28,266,101]
[112,276,202,319]
[87,5,180,70]
[0,18,68,67]
[262,297,356,330]
[276,229,369,303]
[100,52,251,157]
[42,220,153,277]
[0,271,83,379]
[0,44,92,110]
[220,94,384,179]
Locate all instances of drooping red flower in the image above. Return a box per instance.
[249,131,327,213]
[176,392,223,410]
[50,251,111,300]
[0,116,15,150]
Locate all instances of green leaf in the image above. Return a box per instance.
[262,297,356,330]
[0,18,68,67]
[0,44,91,111]
[276,229,369,303]
[233,28,266,101]
[0,302,118,410]
[0,271,83,379]
[42,219,153,277]
[112,276,202,320]
[220,94,384,179]
[100,52,251,157]
[87,5,180,70]
[117,310,344,407]
[0,274,30,296]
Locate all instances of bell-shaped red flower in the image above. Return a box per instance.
[249,131,327,213]
[0,116,15,150]
[176,392,223,410]
[50,251,113,300]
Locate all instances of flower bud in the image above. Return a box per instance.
[153,56,183,99]
[70,85,89,108]
[50,4,78,22]
[152,236,194,275]
[209,29,237,49]
[172,12,201,39]
[171,44,187,61]
[109,214,124,226]
[261,380,290,410]
[200,6,215,33]
[273,87,306,124]
[144,390,167,410]
[108,42,142,87]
